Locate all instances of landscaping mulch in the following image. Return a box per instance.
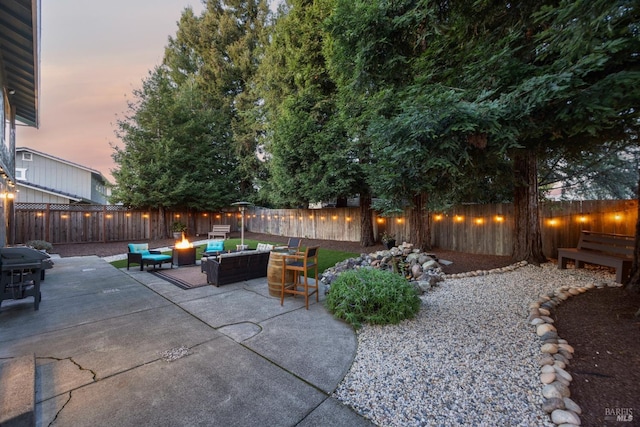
[51,234,640,426]
[553,286,640,427]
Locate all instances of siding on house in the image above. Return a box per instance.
[15,147,110,204]
[1,0,40,245]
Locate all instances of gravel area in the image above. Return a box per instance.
[333,263,617,427]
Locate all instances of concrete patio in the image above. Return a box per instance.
[0,255,374,426]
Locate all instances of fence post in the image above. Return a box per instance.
[45,203,50,243]
[102,205,107,243]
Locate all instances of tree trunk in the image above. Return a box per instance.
[158,205,167,239]
[512,150,546,264]
[360,192,375,247]
[409,192,431,251]
[625,168,640,294]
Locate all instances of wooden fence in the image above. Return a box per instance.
[13,203,241,244]
[13,200,637,258]
[424,199,637,257]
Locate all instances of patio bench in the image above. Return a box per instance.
[126,243,172,271]
[208,225,231,239]
[557,231,634,283]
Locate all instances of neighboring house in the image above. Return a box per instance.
[1,0,40,245]
[15,147,111,204]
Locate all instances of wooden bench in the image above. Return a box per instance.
[558,231,634,283]
[208,225,231,239]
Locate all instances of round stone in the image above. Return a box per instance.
[563,397,582,415]
[539,355,555,366]
[551,381,571,397]
[554,353,569,364]
[551,409,581,425]
[540,372,555,384]
[530,318,545,325]
[540,315,554,323]
[559,349,574,360]
[559,343,575,354]
[541,365,555,374]
[553,360,567,369]
[554,366,573,382]
[542,384,563,399]
[568,288,580,295]
[538,307,551,316]
[542,397,565,413]
[554,375,570,386]
[541,343,559,354]
[537,324,557,336]
[540,331,559,342]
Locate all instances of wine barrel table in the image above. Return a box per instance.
[267,250,295,297]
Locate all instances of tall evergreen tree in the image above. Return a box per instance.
[163,1,270,203]
[111,66,240,235]
[258,0,375,245]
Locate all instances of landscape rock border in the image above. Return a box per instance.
[528,277,622,426]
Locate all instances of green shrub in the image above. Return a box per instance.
[25,240,53,252]
[325,268,421,329]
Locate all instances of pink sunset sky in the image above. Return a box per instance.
[17,0,207,182]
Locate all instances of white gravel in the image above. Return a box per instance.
[333,262,616,426]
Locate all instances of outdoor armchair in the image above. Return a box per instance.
[127,243,172,271]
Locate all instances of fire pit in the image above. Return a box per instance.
[172,235,196,266]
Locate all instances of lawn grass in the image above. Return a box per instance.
[109,238,358,274]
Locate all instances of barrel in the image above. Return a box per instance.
[267,251,295,297]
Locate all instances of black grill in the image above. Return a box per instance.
[0,247,53,311]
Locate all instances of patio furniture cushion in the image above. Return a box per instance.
[256,243,274,252]
[203,240,225,254]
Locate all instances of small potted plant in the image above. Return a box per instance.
[172,221,187,240]
[381,231,396,249]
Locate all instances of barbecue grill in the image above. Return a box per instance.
[0,247,53,311]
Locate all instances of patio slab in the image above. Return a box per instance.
[0,256,373,427]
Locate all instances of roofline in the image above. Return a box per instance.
[16,146,110,184]
[1,0,41,127]
[16,181,82,202]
